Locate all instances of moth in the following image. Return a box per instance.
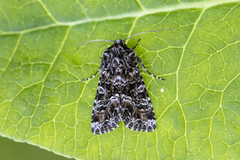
[77,29,170,135]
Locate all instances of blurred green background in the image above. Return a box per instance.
[0,136,74,160]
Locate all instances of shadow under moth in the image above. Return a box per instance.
[77,29,169,135]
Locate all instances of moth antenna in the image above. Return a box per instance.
[76,39,114,50]
[124,28,171,41]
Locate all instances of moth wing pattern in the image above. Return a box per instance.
[91,65,121,135]
[81,38,165,135]
[121,55,156,132]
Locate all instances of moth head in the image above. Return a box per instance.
[114,39,125,46]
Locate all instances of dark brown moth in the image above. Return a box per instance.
[77,29,170,135]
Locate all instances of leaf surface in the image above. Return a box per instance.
[0,0,240,159]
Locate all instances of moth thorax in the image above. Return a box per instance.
[112,58,123,68]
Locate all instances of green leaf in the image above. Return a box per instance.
[1,0,240,159]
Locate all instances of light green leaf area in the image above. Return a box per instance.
[0,0,240,159]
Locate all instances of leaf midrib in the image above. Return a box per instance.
[1,0,237,35]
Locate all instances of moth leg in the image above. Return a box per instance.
[131,38,141,50]
[137,57,166,81]
[81,66,101,81]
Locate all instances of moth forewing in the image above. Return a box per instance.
[78,29,169,134]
